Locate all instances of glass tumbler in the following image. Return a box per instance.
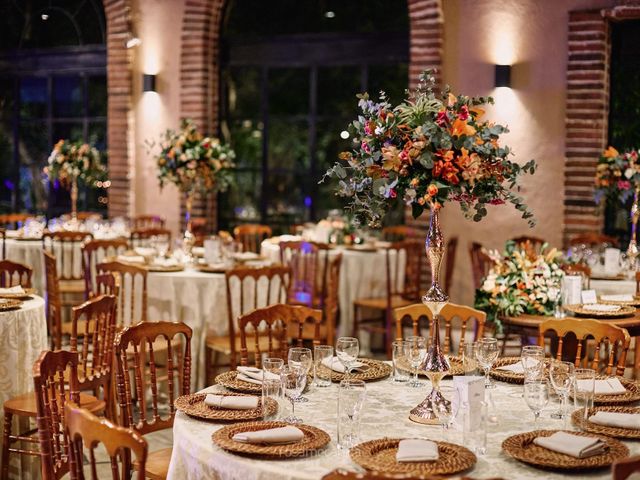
[337,379,366,450]
[262,377,284,421]
[574,368,596,426]
[314,345,334,387]
[392,340,409,383]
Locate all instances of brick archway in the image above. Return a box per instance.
[179,0,444,231]
[104,0,134,218]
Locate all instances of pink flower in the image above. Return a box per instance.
[361,141,371,154]
[489,198,506,205]
[458,105,469,121]
[618,180,631,190]
[436,110,449,127]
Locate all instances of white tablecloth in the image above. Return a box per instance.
[167,373,640,480]
[591,278,635,296]
[0,296,48,479]
[4,240,47,295]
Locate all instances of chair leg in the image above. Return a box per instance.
[1,412,12,480]
[204,346,212,386]
[352,305,358,339]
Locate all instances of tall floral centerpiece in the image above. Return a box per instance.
[323,70,536,423]
[45,140,106,225]
[155,119,235,256]
[594,146,640,265]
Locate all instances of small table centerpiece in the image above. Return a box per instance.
[323,70,537,424]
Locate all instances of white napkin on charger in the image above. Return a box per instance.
[151,257,179,268]
[204,394,258,410]
[117,255,146,264]
[233,252,260,261]
[589,411,640,430]
[533,431,607,458]
[134,247,156,257]
[321,357,369,374]
[232,426,304,444]
[396,439,439,462]
[236,366,280,385]
[582,304,621,313]
[600,294,634,302]
[0,286,25,295]
[496,362,525,374]
[577,378,628,395]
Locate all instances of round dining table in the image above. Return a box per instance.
[167,371,640,480]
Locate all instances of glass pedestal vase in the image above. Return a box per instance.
[627,187,640,272]
[182,192,195,261]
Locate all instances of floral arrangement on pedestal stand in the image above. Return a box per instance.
[45,139,107,229]
[323,70,537,424]
[594,146,640,268]
[154,119,235,259]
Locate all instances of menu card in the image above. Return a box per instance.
[604,248,621,275]
[453,376,485,429]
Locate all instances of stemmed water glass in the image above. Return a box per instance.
[524,379,549,427]
[476,338,499,389]
[280,365,307,424]
[336,337,359,378]
[405,336,427,388]
[549,360,575,425]
[288,347,312,403]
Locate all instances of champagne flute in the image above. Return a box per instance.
[405,336,427,388]
[549,360,575,426]
[280,365,307,424]
[476,338,499,389]
[524,379,549,427]
[336,337,359,379]
[521,345,545,381]
[288,347,312,402]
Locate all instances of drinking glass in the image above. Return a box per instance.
[462,400,487,455]
[521,345,545,381]
[524,379,549,427]
[462,342,479,375]
[435,385,461,440]
[549,360,575,425]
[280,365,307,424]
[392,340,409,383]
[336,337,359,378]
[313,345,334,387]
[288,347,312,402]
[263,358,284,375]
[574,368,596,426]
[547,277,565,319]
[476,338,499,388]
[337,379,366,450]
[405,336,427,387]
[262,378,284,421]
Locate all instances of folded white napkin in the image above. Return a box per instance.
[134,247,156,257]
[234,252,260,261]
[236,366,280,385]
[582,304,621,312]
[152,257,178,268]
[589,411,640,429]
[204,394,259,410]
[534,431,607,458]
[321,357,369,374]
[396,439,439,462]
[117,255,146,264]
[600,294,634,302]
[0,286,25,295]
[576,378,627,395]
[232,426,304,444]
[496,362,525,374]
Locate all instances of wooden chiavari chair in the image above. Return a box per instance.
[394,303,486,355]
[131,215,165,230]
[114,321,192,480]
[538,318,630,376]
[66,402,148,480]
[44,251,64,349]
[205,265,290,380]
[0,228,5,259]
[353,240,423,358]
[0,259,33,288]
[569,232,618,248]
[444,236,458,294]
[233,223,272,253]
[238,304,323,367]
[564,263,591,289]
[129,228,171,249]
[469,242,493,290]
[381,225,418,242]
[511,235,546,252]
[613,455,640,480]
[42,231,93,300]
[96,272,120,297]
[97,261,148,328]
[71,294,117,420]
[82,239,129,298]
[0,213,32,230]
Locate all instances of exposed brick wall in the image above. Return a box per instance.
[408,0,444,90]
[104,0,133,218]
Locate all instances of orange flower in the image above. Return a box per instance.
[470,106,485,119]
[382,145,402,172]
[427,184,438,196]
[410,178,420,187]
[450,118,476,137]
[603,146,619,159]
[447,93,457,107]
[436,149,455,163]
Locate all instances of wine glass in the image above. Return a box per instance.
[336,337,359,378]
[288,347,312,402]
[524,379,549,427]
[549,360,575,426]
[521,345,545,381]
[280,365,307,424]
[405,336,427,388]
[263,357,284,375]
[435,385,461,440]
[476,338,499,389]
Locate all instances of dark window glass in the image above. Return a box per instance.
[20,78,48,118]
[53,76,83,118]
[88,76,107,116]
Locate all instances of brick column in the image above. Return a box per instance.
[408,0,444,89]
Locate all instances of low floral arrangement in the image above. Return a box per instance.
[322,70,537,227]
[594,146,640,205]
[474,240,565,330]
[45,139,107,187]
[155,119,235,194]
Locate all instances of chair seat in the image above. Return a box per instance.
[206,334,280,356]
[354,294,414,310]
[59,279,86,294]
[4,391,104,417]
[137,447,172,480]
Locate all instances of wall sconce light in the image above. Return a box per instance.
[143,74,157,92]
[495,64,511,88]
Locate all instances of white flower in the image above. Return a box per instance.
[482,274,497,292]
[626,168,634,179]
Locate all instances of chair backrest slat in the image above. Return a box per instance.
[44,251,63,349]
[233,224,272,253]
[43,231,93,282]
[0,259,33,288]
[129,228,171,249]
[97,261,147,327]
[82,239,128,298]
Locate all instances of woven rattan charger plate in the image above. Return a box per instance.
[396,356,465,378]
[145,264,185,273]
[489,357,551,384]
[599,296,640,307]
[196,264,230,274]
[571,406,640,439]
[569,376,640,406]
[0,288,36,300]
[0,298,23,311]
[350,438,476,476]
[502,429,628,471]
[212,421,330,458]
[174,393,277,422]
[316,358,392,382]
[563,304,635,318]
[215,370,312,394]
